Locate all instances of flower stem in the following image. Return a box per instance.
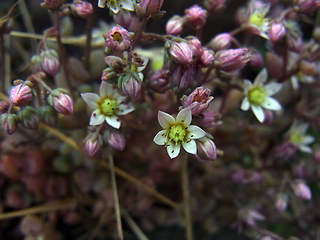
[181,154,193,240]
[108,152,124,240]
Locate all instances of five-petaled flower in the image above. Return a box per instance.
[241,68,282,123]
[247,0,270,39]
[81,82,134,129]
[98,0,134,14]
[288,121,314,153]
[153,108,206,159]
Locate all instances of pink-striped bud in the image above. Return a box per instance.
[269,22,286,42]
[136,0,164,17]
[167,40,193,64]
[0,101,10,114]
[275,194,288,213]
[209,33,232,51]
[9,83,32,106]
[121,76,141,99]
[0,113,18,135]
[201,49,215,66]
[187,36,204,58]
[185,5,207,29]
[181,86,213,115]
[40,49,60,76]
[48,88,74,115]
[85,135,102,157]
[166,16,184,35]
[104,26,133,54]
[72,0,93,18]
[108,131,126,151]
[293,181,312,200]
[214,48,251,71]
[196,137,217,161]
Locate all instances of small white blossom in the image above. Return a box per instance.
[288,121,314,153]
[241,68,282,123]
[248,0,270,39]
[98,0,134,14]
[153,108,206,159]
[81,82,134,129]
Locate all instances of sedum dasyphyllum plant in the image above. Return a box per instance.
[0,0,320,239]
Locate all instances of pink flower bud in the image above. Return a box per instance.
[41,0,65,10]
[185,5,207,29]
[121,76,141,99]
[168,40,193,64]
[196,137,217,161]
[136,0,164,17]
[101,68,117,82]
[85,136,102,157]
[166,16,184,35]
[268,22,286,42]
[187,36,204,58]
[293,181,312,200]
[0,101,10,114]
[209,33,232,51]
[201,49,215,66]
[275,194,288,213]
[9,83,32,106]
[49,88,74,115]
[18,106,39,130]
[214,48,251,71]
[104,26,133,53]
[108,131,126,151]
[295,0,320,13]
[72,0,93,18]
[193,110,221,128]
[181,86,213,115]
[249,50,264,68]
[40,49,60,76]
[0,113,18,135]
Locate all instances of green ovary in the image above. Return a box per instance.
[248,86,266,106]
[101,98,118,116]
[168,124,188,145]
[290,132,302,145]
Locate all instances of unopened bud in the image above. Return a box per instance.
[31,55,43,72]
[214,48,251,71]
[121,76,142,99]
[9,83,32,106]
[85,134,102,156]
[201,49,215,66]
[295,0,320,13]
[249,50,264,68]
[18,106,39,130]
[136,0,164,18]
[107,131,126,151]
[181,86,213,115]
[0,113,18,135]
[167,39,193,65]
[39,105,58,127]
[275,193,288,213]
[185,5,207,29]
[269,22,286,42]
[0,101,10,114]
[293,181,312,200]
[209,33,232,51]
[40,49,60,76]
[48,88,74,115]
[104,26,133,53]
[166,16,184,35]
[187,36,204,58]
[41,0,65,10]
[196,137,217,161]
[72,0,93,18]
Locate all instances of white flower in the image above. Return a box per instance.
[98,0,134,14]
[288,122,314,153]
[290,72,314,91]
[81,82,134,129]
[153,108,206,159]
[248,0,270,39]
[241,68,282,123]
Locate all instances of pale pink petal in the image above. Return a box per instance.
[158,111,175,129]
[105,115,121,129]
[81,93,99,109]
[176,108,192,126]
[153,130,167,145]
[182,139,197,154]
[100,81,114,97]
[187,125,206,139]
[251,105,265,123]
[120,0,134,11]
[89,110,105,125]
[166,143,180,159]
[241,97,250,111]
[118,104,134,115]
[262,97,281,110]
[254,68,267,86]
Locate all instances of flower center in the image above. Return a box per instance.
[290,132,303,145]
[112,31,123,43]
[250,13,268,27]
[248,86,266,106]
[100,98,118,116]
[167,123,188,145]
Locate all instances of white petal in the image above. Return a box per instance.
[299,145,312,153]
[187,125,206,139]
[158,111,175,129]
[265,82,282,96]
[176,108,192,126]
[166,143,180,159]
[89,110,105,125]
[153,130,167,145]
[241,97,250,111]
[243,80,252,94]
[105,115,121,129]
[120,0,134,11]
[290,76,299,91]
[81,93,99,109]
[182,140,197,154]
[107,1,120,13]
[300,136,315,145]
[251,105,265,123]
[98,0,106,8]
[295,123,308,134]
[262,97,281,110]
[100,81,114,97]
[118,104,134,115]
[254,68,267,86]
